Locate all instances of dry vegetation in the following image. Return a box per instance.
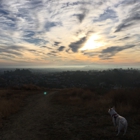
[50,88,140,139]
[52,88,140,112]
[0,87,140,139]
[0,85,45,128]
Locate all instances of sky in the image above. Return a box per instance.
[0,0,140,68]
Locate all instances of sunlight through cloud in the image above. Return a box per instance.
[80,35,104,51]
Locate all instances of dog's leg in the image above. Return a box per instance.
[123,124,127,135]
[112,118,116,126]
[116,125,121,136]
[113,118,118,132]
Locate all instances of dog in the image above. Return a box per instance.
[108,107,128,136]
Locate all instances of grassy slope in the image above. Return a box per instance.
[49,88,140,140]
[0,85,45,127]
[0,87,140,139]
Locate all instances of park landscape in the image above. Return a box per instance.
[0,0,140,139]
[0,87,140,140]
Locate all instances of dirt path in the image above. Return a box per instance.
[0,92,56,140]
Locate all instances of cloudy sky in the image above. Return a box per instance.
[0,0,140,68]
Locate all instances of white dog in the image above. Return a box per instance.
[108,107,128,136]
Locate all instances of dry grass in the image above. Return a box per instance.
[53,88,140,113]
[0,87,45,128]
[52,88,98,106]
[11,84,43,90]
[52,88,112,113]
[50,88,140,139]
[105,88,140,114]
[0,87,140,139]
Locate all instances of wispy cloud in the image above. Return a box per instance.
[0,45,25,59]
[115,3,140,32]
[95,8,117,22]
[74,8,89,23]
[69,37,87,52]
[0,0,139,67]
[58,46,65,51]
[54,41,61,46]
[99,45,135,59]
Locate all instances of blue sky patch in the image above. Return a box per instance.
[24,38,43,45]
[0,9,9,15]
[45,21,61,31]
[24,31,35,38]
[95,9,117,22]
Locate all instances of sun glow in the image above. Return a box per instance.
[80,35,104,50]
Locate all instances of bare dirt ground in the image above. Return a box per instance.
[0,91,139,140]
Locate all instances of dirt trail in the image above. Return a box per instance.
[0,92,56,140]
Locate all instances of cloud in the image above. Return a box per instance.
[0,0,140,67]
[119,36,130,40]
[69,36,87,52]
[74,8,88,23]
[115,23,134,33]
[0,9,9,15]
[0,45,24,56]
[61,1,88,8]
[50,51,57,54]
[29,0,43,9]
[47,50,58,56]
[115,3,140,32]
[66,49,70,53]
[95,9,117,21]
[54,41,61,46]
[24,38,44,45]
[23,31,35,37]
[6,45,25,50]
[83,52,98,57]
[122,0,139,6]
[40,46,52,49]
[0,54,16,58]
[45,21,62,31]
[58,46,65,51]
[28,49,37,52]
[99,45,135,59]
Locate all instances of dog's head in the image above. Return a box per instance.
[108,107,116,115]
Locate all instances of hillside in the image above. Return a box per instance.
[0,88,140,140]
